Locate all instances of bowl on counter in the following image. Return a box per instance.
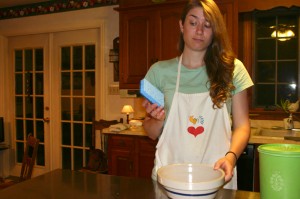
[157,163,225,199]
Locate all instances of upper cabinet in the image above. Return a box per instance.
[117,0,238,89]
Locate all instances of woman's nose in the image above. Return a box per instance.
[196,24,204,34]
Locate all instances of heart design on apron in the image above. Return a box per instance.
[187,126,204,137]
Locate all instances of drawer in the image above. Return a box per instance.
[110,135,135,150]
[138,137,157,152]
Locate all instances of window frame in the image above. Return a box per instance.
[238,8,300,120]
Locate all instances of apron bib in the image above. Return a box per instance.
[152,55,237,189]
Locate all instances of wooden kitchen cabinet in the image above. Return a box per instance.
[117,2,184,89]
[107,134,157,178]
[137,137,157,178]
[117,0,238,89]
[108,135,136,176]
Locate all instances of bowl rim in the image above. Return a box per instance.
[157,163,225,191]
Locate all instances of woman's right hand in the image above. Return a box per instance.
[142,99,165,121]
[142,99,165,140]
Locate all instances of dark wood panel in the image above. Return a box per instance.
[107,134,157,179]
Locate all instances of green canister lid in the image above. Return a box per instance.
[258,144,300,157]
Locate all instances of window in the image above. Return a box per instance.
[254,8,299,109]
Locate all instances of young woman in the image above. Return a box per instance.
[142,0,253,189]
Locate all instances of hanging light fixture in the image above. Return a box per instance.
[271,26,295,41]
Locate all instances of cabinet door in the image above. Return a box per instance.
[156,5,183,60]
[110,150,136,177]
[119,9,155,89]
[107,135,136,177]
[137,138,157,178]
[215,0,238,53]
[119,3,184,89]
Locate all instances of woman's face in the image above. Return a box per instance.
[180,7,213,53]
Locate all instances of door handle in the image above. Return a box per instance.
[43,117,50,123]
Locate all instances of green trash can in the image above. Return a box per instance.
[258,144,300,199]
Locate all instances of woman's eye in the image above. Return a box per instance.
[204,22,211,28]
[190,21,197,26]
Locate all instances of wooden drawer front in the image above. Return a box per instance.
[110,135,135,150]
[139,138,157,152]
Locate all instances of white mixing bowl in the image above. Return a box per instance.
[157,163,225,199]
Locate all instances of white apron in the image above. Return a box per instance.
[152,55,237,189]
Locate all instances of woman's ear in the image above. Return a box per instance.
[179,20,184,33]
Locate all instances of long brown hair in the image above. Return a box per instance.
[178,0,235,108]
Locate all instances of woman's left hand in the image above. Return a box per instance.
[214,156,235,182]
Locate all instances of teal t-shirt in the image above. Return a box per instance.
[145,57,254,117]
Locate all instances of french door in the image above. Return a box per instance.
[8,28,100,176]
[52,29,99,171]
[9,34,50,176]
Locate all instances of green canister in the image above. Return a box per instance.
[258,144,300,199]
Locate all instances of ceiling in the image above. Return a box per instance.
[0,0,48,8]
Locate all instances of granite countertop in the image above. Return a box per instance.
[103,126,147,136]
[249,127,300,145]
[103,125,300,145]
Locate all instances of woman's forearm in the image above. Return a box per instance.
[143,116,164,140]
[230,90,251,160]
[230,124,250,159]
[142,99,166,140]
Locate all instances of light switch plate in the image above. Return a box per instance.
[108,84,119,95]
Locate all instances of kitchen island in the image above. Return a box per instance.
[0,169,260,199]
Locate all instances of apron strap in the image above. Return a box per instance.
[175,55,182,92]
